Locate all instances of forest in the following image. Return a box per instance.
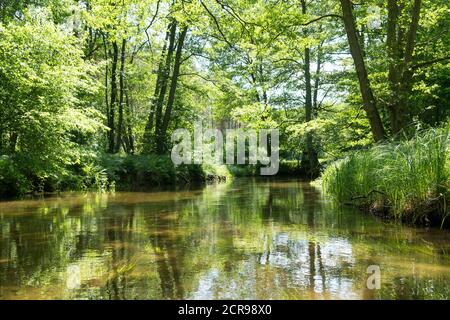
[0,0,449,225]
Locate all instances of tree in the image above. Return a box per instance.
[0,16,104,184]
[339,0,386,142]
[157,26,188,154]
[300,0,320,177]
[386,0,422,134]
[143,18,189,154]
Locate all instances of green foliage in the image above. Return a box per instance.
[286,103,373,163]
[99,153,228,190]
[58,160,109,192]
[0,16,104,195]
[0,0,449,205]
[103,154,178,188]
[322,126,450,226]
[226,161,301,177]
[278,160,302,176]
[0,155,30,196]
[227,165,258,177]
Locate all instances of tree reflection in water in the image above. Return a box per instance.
[0,179,449,299]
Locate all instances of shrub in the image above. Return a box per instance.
[0,155,30,197]
[99,154,229,190]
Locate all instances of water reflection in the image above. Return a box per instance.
[0,179,449,299]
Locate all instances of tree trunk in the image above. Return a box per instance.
[340,0,386,142]
[115,39,126,153]
[386,0,402,134]
[313,41,323,114]
[102,33,110,151]
[125,90,134,154]
[157,26,188,154]
[390,0,422,134]
[301,0,320,178]
[0,129,3,153]
[154,21,177,144]
[9,132,17,153]
[143,23,172,150]
[108,41,119,153]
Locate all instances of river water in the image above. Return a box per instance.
[0,178,449,299]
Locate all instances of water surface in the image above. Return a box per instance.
[0,179,449,299]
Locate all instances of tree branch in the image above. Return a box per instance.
[200,1,235,49]
[411,56,450,70]
[300,14,343,26]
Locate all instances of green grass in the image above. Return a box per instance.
[322,126,450,226]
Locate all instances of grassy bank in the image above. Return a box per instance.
[322,127,449,227]
[0,154,229,197]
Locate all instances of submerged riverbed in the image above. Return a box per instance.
[0,179,449,299]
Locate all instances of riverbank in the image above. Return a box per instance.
[321,127,449,227]
[0,151,308,198]
[0,154,230,197]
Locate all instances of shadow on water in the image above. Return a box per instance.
[0,178,449,299]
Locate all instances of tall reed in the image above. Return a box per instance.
[322,126,449,226]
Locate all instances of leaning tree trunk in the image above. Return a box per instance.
[154,21,177,145]
[386,0,402,134]
[340,0,386,142]
[387,0,422,134]
[143,23,172,151]
[156,26,188,154]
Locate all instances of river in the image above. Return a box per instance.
[0,178,449,299]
